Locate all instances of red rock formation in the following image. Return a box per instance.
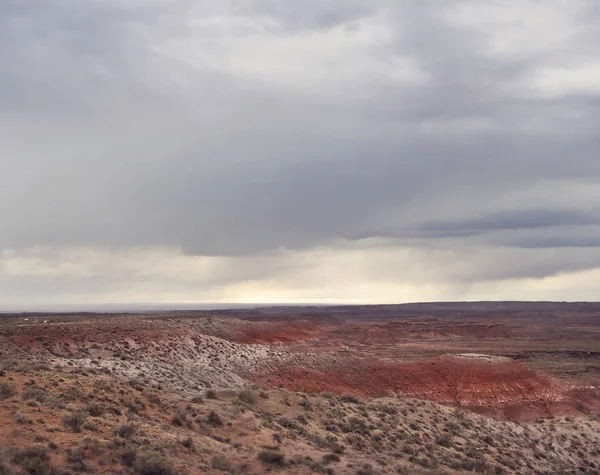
[260,354,588,420]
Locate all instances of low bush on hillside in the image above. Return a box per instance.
[0,382,16,400]
[134,451,174,475]
[61,410,87,433]
[206,410,223,426]
[11,445,50,475]
[258,449,285,466]
[115,422,138,439]
[205,389,218,399]
[340,394,360,404]
[238,389,257,405]
[211,454,232,471]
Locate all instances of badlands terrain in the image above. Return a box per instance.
[0,302,599,474]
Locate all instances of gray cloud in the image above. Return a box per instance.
[232,0,374,31]
[419,210,600,234]
[1,0,600,303]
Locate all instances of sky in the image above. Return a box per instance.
[1,0,600,308]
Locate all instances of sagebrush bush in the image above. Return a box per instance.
[84,403,104,417]
[147,393,161,405]
[436,434,453,448]
[61,410,87,433]
[211,454,231,470]
[170,411,187,427]
[340,394,359,404]
[11,445,50,475]
[121,449,137,467]
[258,450,285,466]
[206,410,223,426]
[238,389,257,405]
[134,451,174,475]
[180,437,194,450]
[21,387,47,403]
[0,382,16,400]
[323,453,341,464]
[66,448,90,472]
[115,422,138,439]
[205,389,218,399]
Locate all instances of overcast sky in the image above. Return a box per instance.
[1,0,600,308]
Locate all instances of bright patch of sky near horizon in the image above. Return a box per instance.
[1,0,600,307]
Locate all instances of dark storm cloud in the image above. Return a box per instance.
[1,0,600,287]
[517,237,600,249]
[419,210,600,234]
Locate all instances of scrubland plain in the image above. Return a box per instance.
[1,302,599,474]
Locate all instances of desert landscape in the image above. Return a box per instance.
[4,0,600,472]
[1,302,599,474]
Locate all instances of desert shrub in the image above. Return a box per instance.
[22,387,47,403]
[207,410,223,426]
[483,435,495,446]
[171,410,188,427]
[258,450,285,466]
[297,414,308,425]
[121,449,137,467]
[278,417,299,430]
[356,463,378,475]
[205,389,218,399]
[343,417,368,434]
[289,454,311,466]
[0,382,16,400]
[378,404,398,415]
[238,389,257,405]
[61,410,87,433]
[115,422,138,439]
[329,441,345,454]
[84,403,104,417]
[340,394,359,404]
[128,379,144,391]
[180,437,194,450]
[11,445,50,475]
[126,400,145,414]
[13,410,31,424]
[134,452,174,475]
[323,453,341,464]
[0,458,9,475]
[444,422,460,435]
[83,420,99,432]
[436,434,453,448]
[66,448,91,472]
[461,458,489,472]
[81,437,103,457]
[147,393,162,405]
[211,454,232,471]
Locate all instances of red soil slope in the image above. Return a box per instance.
[221,320,514,347]
[259,354,596,420]
[228,321,323,345]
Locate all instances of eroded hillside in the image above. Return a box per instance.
[1,308,599,474]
